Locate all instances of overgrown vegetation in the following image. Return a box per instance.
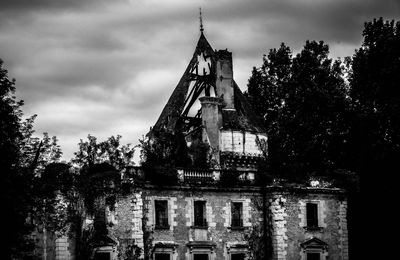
[246,18,399,258]
[139,128,212,185]
[1,59,64,258]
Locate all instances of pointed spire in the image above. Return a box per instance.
[199,7,204,33]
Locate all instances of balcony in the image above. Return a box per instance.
[177,168,255,185]
[177,168,217,183]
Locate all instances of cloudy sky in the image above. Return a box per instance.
[1,0,398,161]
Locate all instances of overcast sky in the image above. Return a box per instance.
[1,0,399,161]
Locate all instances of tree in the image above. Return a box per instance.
[1,59,64,258]
[348,18,400,258]
[246,41,351,183]
[72,134,135,210]
[1,59,28,257]
[139,129,190,184]
[71,135,136,259]
[349,18,400,181]
[246,43,292,128]
[72,134,135,170]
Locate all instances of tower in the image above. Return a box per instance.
[152,17,267,173]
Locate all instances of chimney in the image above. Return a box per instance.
[216,50,235,110]
[199,96,222,163]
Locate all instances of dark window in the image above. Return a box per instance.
[155,200,169,228]
[194,201,207,227]
[306,203,318,228]
[231,202,243,227]
[306,252,320,260]
[94,252,110,260]
[231,253,245,260]
[155,253,170,260]
[193,254,209,260]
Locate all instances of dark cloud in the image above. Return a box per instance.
[0,0,398,160]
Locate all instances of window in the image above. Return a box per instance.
[306,203,318,228]
[306,252,320,260]
[155,200,169,229]
[231,202,243,228]
[231,253,245,260]
[155,253,170,260]
[94,252,111,260]
[193,254,209,260]
[194,201,207,227]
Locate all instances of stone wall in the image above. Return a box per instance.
[107,192,144,259]
[90,186,348,260]
[269,191,349,260]
[142,187,265,260]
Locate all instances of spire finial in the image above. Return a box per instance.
[199,7,204,33]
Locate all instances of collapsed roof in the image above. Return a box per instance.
[152,31,265,135]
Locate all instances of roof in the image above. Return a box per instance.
[152,32,265,134]
[153,32,214,132]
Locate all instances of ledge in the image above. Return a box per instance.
[228,226,245,231]
[143,183,345,195]
[186,241,216,248]
[190,225,208,230]
[154,225,170,230]
[303,226,324,232]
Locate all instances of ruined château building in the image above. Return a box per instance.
[36,26,349,260]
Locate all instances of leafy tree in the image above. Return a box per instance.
[72,134,135,170]
[32,162,75,236]
[70,135,136,259]
[1,59,28,258]
[140,129,190,184]
[1,59,64,258]
[348,17,400,258]
[72,134,135,211]
[349,18,400,180]
[246,41,351,183]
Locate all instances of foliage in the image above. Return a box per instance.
[117,239,142,260]
[32,163,75,235]
[70,135,140,259]
[72,134,135,170]
[140,129,190,184]
[72,134,136,211]
[1,59,64,258]
[246,41,350,183]
[1,59,26,257]
[246,17,399,258]
[347,17,400,258]
[348,18,400,179]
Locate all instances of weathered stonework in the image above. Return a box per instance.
[140,187,264,260]
[270,195,288,260]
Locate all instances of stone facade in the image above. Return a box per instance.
[141,186,264,260]
[70,186,346,260]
